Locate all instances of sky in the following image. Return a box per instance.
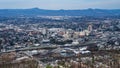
[0,0,120,9]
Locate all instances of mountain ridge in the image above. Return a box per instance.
[0,8,120,17]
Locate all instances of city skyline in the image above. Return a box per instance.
[0,0,120,9]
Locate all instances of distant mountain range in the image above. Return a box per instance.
[0,8,120,17]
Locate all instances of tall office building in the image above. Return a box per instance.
[88,24,93,32]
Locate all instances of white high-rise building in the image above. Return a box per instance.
[88,24,93,32]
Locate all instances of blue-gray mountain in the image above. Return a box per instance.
[0,8,120,17]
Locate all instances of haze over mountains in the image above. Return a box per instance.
[0,8,120,17]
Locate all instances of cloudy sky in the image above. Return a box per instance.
[0,0,120,9]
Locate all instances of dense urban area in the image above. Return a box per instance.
[0,16,120,68]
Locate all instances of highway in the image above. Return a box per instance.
[0,41,96,54]
[0,46,57,54]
